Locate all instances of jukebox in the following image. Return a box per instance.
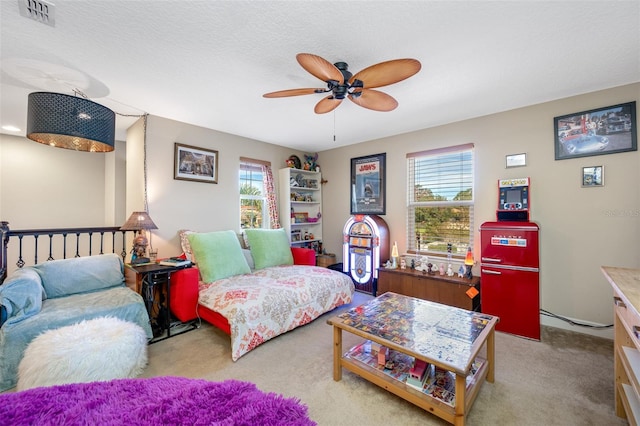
[342,215,390,294]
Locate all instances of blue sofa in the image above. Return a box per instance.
[0,253,152,391]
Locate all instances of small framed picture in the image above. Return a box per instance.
[505,153,527,168]
[582,166,604,187]
[293,212,308,223]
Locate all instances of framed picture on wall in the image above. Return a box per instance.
[554,101,637,160]
[350,153,386,215]
[174,143,219,184]
[582,166,604,187]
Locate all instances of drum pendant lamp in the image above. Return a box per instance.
[26,92,116,152]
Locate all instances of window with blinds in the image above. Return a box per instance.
[406,144,474,256]
[240,160,268,229]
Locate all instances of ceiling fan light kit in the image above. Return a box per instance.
[264,53,421,114]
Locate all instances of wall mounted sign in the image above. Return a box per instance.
[505,153,527,168]
[350,153,386,215]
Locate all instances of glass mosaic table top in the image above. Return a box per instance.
[331,292,498,373]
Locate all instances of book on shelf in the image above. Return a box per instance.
[158,257,191,267]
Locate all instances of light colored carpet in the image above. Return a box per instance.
[142,292,625,426]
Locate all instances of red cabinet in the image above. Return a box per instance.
[480,221,540,340]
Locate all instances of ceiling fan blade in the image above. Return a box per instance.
[314,96,342,114]
[349,58,421,89]
[297,53,344,84]
[348,89,398,112]
[263,88,321,98]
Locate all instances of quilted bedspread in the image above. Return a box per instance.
[198,265,355,361]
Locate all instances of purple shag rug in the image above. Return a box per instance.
[0,376,316,426]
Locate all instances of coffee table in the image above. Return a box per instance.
[327,292,498,426]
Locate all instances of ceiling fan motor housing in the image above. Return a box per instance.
[332,62,353,99]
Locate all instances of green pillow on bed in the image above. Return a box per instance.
[245,228,293,270]
[187,230,251,282]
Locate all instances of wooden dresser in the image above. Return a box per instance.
[602,266,640,423]
[377,267,481,311]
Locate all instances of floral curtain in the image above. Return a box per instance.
[262,164,280,229]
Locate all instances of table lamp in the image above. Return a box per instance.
[391,242,399,269]
[120,211,158,264]
[464,246,474,279]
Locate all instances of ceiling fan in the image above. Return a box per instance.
[263,53,421,114]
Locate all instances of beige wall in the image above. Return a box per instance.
[0,134,124,228]
[2,83,638,338]
[320,82,640,337]
[125,115,301,258]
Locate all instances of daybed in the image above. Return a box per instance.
[172,229,354,361]
[0,254,152,391]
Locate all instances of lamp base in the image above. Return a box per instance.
[464,264,473,280]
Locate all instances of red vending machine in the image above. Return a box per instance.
[480,178,540,340]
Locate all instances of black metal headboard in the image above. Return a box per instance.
[0,221,135,284]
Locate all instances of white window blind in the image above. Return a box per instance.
[407,144,474,256]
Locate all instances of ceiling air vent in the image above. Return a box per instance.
[18,0,56,27]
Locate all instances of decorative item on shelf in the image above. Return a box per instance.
[400,258,406,270]
[390,242,399,269]
[120,211,158,264]
[287,155,301,169]
[464,246,474,279]
[293,212,308,223]
[446,264,454,277]
[26,91,116,152]
[457,265,465,278]
[303,153,318,171]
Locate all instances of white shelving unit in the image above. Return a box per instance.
[278,167,322,247]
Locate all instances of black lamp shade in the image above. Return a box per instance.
[26,92,116,152]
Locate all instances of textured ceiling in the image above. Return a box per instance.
[1,1,639,152]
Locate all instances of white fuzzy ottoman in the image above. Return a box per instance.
[17,317,148,391]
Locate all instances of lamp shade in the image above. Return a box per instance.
[120,211,158,231]
[26,92,115,152]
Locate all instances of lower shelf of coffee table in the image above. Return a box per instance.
[342,341,488,424]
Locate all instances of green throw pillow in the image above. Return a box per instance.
[187,230,251,282]
[245,228,293,270]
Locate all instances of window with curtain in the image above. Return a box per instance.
[239,158,279,230]
[406,143,474,257]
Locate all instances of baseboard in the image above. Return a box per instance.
[540,315,613,340]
